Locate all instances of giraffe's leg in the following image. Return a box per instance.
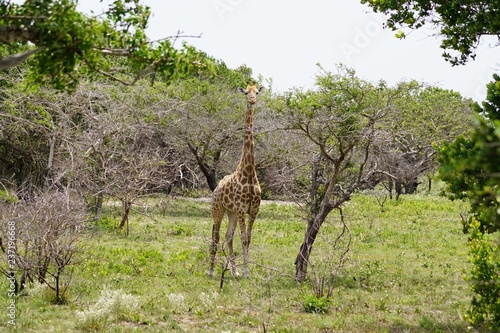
[243,203,260,277]
[237,211,250,277]
[209,204,224,277]
[226,211,238,276]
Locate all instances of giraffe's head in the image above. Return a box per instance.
[239,84,264,105]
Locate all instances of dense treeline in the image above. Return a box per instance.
[0,63,475,203]
[0,58,476,286]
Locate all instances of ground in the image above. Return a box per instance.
[0,192,478,332]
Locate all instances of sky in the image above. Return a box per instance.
[78,1,499,101]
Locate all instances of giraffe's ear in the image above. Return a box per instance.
[238,87,247,94]
[258,86,264,93]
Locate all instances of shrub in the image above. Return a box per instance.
[0,187,18,203]
[465,219,500,330]
[0,190,86,303]
[76,288,140,332]
[167,293,189,314]
[303,294,331,314]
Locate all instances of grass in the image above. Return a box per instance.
[0,193,478,332]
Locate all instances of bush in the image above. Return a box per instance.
[303,294,331,314]
[76,288,140,332]
[465,219,500,330]
[0,190,86,303]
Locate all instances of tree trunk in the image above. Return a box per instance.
[205,170,218,192]
[196,160,218,192]
[94,192,104,221]
[395,180,403,200]
[295,202,333,282]
[44,134,56,189]
[295,156,341,282]
[55,271,60,303]
[404,178,420,194]
[188,144,219,192]
[119,200,131,230]
[387,178,393,200]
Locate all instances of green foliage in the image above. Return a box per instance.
[283,64,387,189]
[391,84,475,145]
[0,195,474,332]
[438,74,500,233]
[170,224,193,236]
[465,219,500,330]
[0,187,17,203]
[0,0,213,89]
[303,294,331,314]
[437,137,483,227]
[427,44,500,332]
[361,0,500,65]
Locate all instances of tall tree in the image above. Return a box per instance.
[285,65,404,282]
[161,79,245,192]
[361,0,500,65]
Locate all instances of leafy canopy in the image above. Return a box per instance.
[360,0,500,65]
[0,0,212,90]
[438,74,500,232]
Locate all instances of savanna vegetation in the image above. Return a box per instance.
[0,0,499,332]
[0,193,475,332]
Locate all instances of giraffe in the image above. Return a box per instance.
[209,84,263,278]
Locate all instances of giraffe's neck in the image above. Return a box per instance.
[236,101,256,176]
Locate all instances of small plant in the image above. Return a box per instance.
[198,291,219,309]
[170,224,193,236]
[0,186,18,203]
[464,218,500,330]
[76,288,140,332]
[303,293,331,314]
[376,193,388,211]
[167,293,189,314]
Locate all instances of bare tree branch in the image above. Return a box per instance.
[0,48,41,69]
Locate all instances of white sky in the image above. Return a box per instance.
[78,0,499,101]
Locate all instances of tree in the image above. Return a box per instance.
[379,84,475,199]
[283,65,404,282]
[0,0,211,89]
[161,79,246,191]
[90,122,181,233]
[438,74,500,233]
[0,74,184,225]
[67,82,183,229]
[0,82,79,196]
[361,0,500,65]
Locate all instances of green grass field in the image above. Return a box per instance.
[1,193,476,332]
